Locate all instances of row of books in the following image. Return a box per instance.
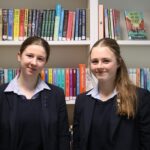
[128,68,150,91]
[0,64,89,100]
[0,4,86,41]
[0,67,150,100]
[98,4,147,40]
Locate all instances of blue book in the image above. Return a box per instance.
[44,68,49,83]
[8,9,13,40]
[54,3,61,40]
[7,68,13,82]
[60,68,65,91]
[81,9,86,40]
[58,8,64,40]
[74,8,79,40]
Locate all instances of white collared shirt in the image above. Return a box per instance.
[4,75,51,99]
[86,84,117,101]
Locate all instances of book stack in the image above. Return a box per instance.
[98,4,121,40]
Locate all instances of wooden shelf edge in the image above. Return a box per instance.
[0,40,91,46]
[117,40,150,46]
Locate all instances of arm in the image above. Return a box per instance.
[137,89,150,150]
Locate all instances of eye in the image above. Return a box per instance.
[102,58,111,63]
[26,54,33,58]
[91,59,99,64]
[37,57,46,62]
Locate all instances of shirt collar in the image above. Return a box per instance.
[4,75,51,96]
[87,84,117,100]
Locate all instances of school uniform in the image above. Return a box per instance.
[73,86,150,150]
[0,77,70,150]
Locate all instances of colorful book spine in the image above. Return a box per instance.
[60,68,65,91]
[69,68,73,99]
[24,9,28,39]
[78,9,82,40]
[98,4,104,39]
[49,10,55,41]
[74,8,79,40]
[62,9,69,40]
[72,68,77,99]
[48,68,53,84]
[34,9,40,37]
[47,10,52,40]
[37,10,43,37]
[41,9,47,39]
[109,8,115,39]
[79,64,86,93]
[54,3,61,41]
[13,9,20,40]
[65,68,70,100]
[66,11,73,41]
[104,8,109,38]
[81,9,86,40]
[71,11,76,40]
[58,8,64,41]
[113,9,121,40]
[2,9,8,40]
[31,9,37,36]
[8,8,14,40]
[19,9,25,41]
[27,9,32,37]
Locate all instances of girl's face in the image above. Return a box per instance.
[90,46,119,84]
[17,44,47,78]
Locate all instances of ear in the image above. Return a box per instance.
[117,58,121,68]
[17,52,21,62]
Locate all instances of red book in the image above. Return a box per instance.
[66,11,73,40]
[65,68,70,100]
[79,64,86,93]
[19,9,25,41]
[72,68,77,99]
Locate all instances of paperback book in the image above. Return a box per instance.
[124,10,147,40]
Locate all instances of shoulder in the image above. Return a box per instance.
[136,87,150,97]
[0,83,9,104]
[136,87,150,104]
[45,83,65,99]
[46,83,64,93]
[0,83,9,93]
[136,87,150,114]
[75,89,93,107]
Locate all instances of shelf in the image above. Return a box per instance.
[66,99,75,104]
[0,40,91,46]
[117,40,150,46]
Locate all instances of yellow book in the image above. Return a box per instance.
[24,9,28,39]
[13,9,20,40]
[48,68,53,84]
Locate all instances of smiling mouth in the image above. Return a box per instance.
[28,67,37,72]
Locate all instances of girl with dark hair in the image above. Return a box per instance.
[0,36,70,150]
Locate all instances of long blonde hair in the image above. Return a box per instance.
[90,38,137,118]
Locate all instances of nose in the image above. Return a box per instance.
[31,58,37,65]
[97,61,103,68]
